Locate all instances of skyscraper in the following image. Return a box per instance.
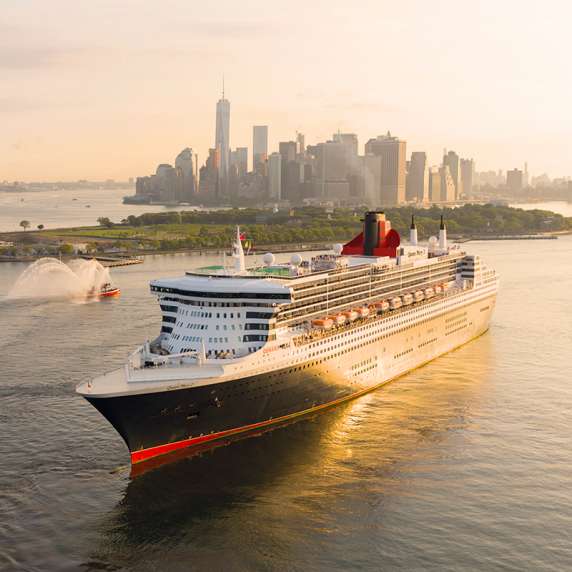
[364,133,406,205]
[175,147,196,201]
[312,140,350,201]
[230,147,248,177]
[253,125,268,172]
[428,167,441,202]
[443,150,461,199]
[268,152,282,200]
[278,141,299,200]
[440,165,456,202]
[507,169,523,193]
[296,132,305,155]
[460,158,474,198]
[215,86,230,186]
[406,151,428,203]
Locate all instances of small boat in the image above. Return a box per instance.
[434,285,443,295]
[88,282,120,298]
[442,282,450,291]
[312,318,333,330]
[389,297,402,310]
[375,300,390,313]
[402,293,414,305]
[414,290,425,302]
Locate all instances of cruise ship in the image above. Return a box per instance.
[77,211,499,465]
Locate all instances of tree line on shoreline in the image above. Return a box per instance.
[98,204,571,251]
[7,204,571,256]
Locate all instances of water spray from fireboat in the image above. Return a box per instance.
[7,257,117,301]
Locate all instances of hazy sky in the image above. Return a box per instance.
[2,0,571,181]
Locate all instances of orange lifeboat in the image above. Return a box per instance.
[435,285,443,295]
[312,318,333,330]
[334,314,347,326]
[402,293,414,305]
[414,290,424,302]
[389,297,402,310]
[343,310,358,322]
[424,287,435,298]
[358,306,370,319]
[375,300,390,313]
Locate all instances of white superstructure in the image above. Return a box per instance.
[83,219,498,400]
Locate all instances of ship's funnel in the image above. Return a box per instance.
[363,212,384,255]
[342,210,400,258]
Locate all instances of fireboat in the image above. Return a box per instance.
[88,282,120,298]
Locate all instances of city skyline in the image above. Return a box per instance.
[2,0,571,181]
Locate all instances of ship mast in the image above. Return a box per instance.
[233,226,246,274]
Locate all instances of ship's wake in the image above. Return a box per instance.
[7,257,111,301]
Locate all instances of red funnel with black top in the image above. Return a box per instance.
[342,211,400,258]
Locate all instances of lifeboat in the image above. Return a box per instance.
[402,293,414,305]
[424,287,435,299]
[312,318,333,330]
[375,300,390,313]
[434,285,443,295]
[343,310,358,322]
[358,306,370,319]
[389,297,402,310]
[414,290,424,302]
[442,282,450,291]
[334,314,346,326]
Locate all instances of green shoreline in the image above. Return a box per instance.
[2,205,570,262]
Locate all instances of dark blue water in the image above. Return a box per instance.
[1,239,571,571]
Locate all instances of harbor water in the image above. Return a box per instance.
[0,237,571,571]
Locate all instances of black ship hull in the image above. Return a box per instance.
[85,362,364,464]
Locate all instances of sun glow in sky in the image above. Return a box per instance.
[1,0,571,181]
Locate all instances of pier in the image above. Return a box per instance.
[79,255,143,267]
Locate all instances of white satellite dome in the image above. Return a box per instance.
[290,253,303,266]
[333,243,343,256]
[263,252,275,267]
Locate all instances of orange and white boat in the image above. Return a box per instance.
[343,309,358,322]
[414,290,425,302]
[88,282,120,298]
[334,313,346,326]
[375,300,390,313]
[358,306,370,319]
[389,297,402,310]
[311,318,333,330]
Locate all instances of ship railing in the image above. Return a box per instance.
[130,348,244,370]
[291,285,464,347]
